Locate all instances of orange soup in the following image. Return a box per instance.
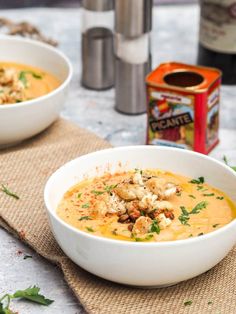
[0,62,60,104]
[57,169,236,242]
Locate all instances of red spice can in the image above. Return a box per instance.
[146,62,221,154]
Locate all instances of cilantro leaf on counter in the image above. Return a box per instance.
[1,184,19,200]
[0,286,53,313]
[12,286,53,305]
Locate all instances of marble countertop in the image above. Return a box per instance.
[0,5,236,314]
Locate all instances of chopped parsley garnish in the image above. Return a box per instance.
[140,210,146,216]
[176,192,182,196]
[198,233,204,236]
[216,196,224,200]
[91,190,104,195]
[19,71,42,87]
[190,176,204,184]
[81,203,90,208]
[134,234,153,242]
[150,219,160,234]
[184,300,192,306]
[135,168,143,175]
[1,184,20,200]
[77,193,82,198]
[86,227,94,232]
[189,234,193,237]
[197,185,204,191]
[208,301,213,305]
[0,285,53,313]
[203,193,214,197]
[188,194,196,199]
[178,201,208,226]
[212,224,220,228]
[104,184,118,193]
[79,216,92,221]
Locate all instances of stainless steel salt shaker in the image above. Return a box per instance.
[82,0,114,90]
[114,0,153,114]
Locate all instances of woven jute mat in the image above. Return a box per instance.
[0,118,236,314]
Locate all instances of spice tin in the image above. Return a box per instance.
[146,62,221,154]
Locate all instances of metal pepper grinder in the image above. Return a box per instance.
[82,0,115,90]
[115,0,153,114]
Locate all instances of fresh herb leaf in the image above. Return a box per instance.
[18,71,27,87]
[0,286,53,313]
[18,71,42,87]
[77,193,82,198]
[190,201,208,214]
[179,206,190,226]
[23,255,32,260]
[197,185,204,190]
[184,300,192,306]
[178,202,208,225]
[176,192,182,196]
[216,196,224,200]
[223,155,236,172]
[189,234,193,237]
[12,286,53,305]
[213,224,220,228]
[203,193,214,197]
[188,194,196,199]
[91,190,104,196]
[81,203,90,208]
[1,185,19,200]
[134,234,153,242]
[140,210,146,216]
[104,184,118,192]
[79,216,92,221]
[198,233,204,236]
[150,219,160,234]
[190,176,204,184]
[208,301,213,305]
[86,227,94,232]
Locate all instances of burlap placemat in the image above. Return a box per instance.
[0,118,236,314]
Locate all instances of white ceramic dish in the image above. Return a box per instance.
[0,35,72,148]
[44,146,236,287]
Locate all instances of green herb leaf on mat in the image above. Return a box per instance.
[184,300,192,306]
[1,185,19,200]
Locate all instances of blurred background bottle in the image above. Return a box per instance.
[197,0,236,84]
[81,0,114,90]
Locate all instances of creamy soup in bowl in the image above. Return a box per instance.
[57,169,236,242]
[0,62,60,105]
[45,146,236,287]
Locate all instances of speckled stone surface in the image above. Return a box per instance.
[0,5,236,314]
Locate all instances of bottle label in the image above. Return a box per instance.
[199,0,236,53]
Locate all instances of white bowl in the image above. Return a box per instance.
[44,146,236,287]
[0,36,72,147]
